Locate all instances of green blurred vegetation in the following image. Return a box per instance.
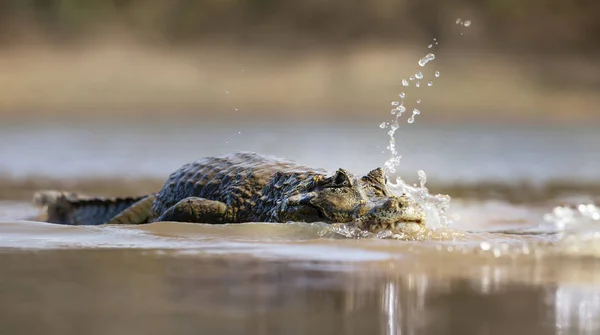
[1,0,598,52]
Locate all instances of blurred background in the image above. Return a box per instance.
[0,0,598,123]
[0,0,599,201]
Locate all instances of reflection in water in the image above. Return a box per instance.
[555,286,600,335]
[1,249,599,335]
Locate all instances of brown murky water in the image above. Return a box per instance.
[1,124,599,334]
[1,246,599,335]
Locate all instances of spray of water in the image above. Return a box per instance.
[376,35,455,233]
[371,19,479,237]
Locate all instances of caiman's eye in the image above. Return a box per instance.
[365,167,387,185]
[333,169,352,187]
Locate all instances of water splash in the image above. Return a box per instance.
[543,204,600,233]
[322,221,461,240]
[417,170,427,188]
[536,204,600,258]
[379,41,448,233]
[388,173,453,230]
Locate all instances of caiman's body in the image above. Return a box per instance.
[35,152,426,232]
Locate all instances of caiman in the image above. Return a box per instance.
[33,152,426,233]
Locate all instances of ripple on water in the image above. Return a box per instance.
[1,200,600,261]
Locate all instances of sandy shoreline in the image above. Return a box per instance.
[0,42,599,125]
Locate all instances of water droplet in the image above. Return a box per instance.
[415,81,420,88]
[390,108,397,115]
[418,170,427,188]
[480,241,491,251]
[464,20,472,27]
[461,33,464,36]
[415,71,423,79]
[418,53,436,67]
[238,131,241,134]
[402,79,409,86]
[234,108,239,111]
[379,122,387,129]
[225,90,229,94]
[433,38,437,41]
[434,71,440,77]
[408,108,420,124]
[427,81,433,87]
[409,76,415,81]
[428,44,433,49]
[416,99,421,104]
[396,105,406,114]
[391,101,400,106]
[399,92,406,99]
[456,18,461,24]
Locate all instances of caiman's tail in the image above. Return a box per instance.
[32,191,156,225]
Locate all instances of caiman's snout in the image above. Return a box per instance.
[354,195,426,233]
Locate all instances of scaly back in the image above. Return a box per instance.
[152,152,327,221]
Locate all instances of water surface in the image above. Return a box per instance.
[1,122,599,334]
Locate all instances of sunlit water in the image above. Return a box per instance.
[0,123,599,334]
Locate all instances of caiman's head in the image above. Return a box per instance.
[278,167,426,232]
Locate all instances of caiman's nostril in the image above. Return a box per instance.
[382,198,404,211]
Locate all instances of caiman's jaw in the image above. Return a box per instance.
[352,196,427,233]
